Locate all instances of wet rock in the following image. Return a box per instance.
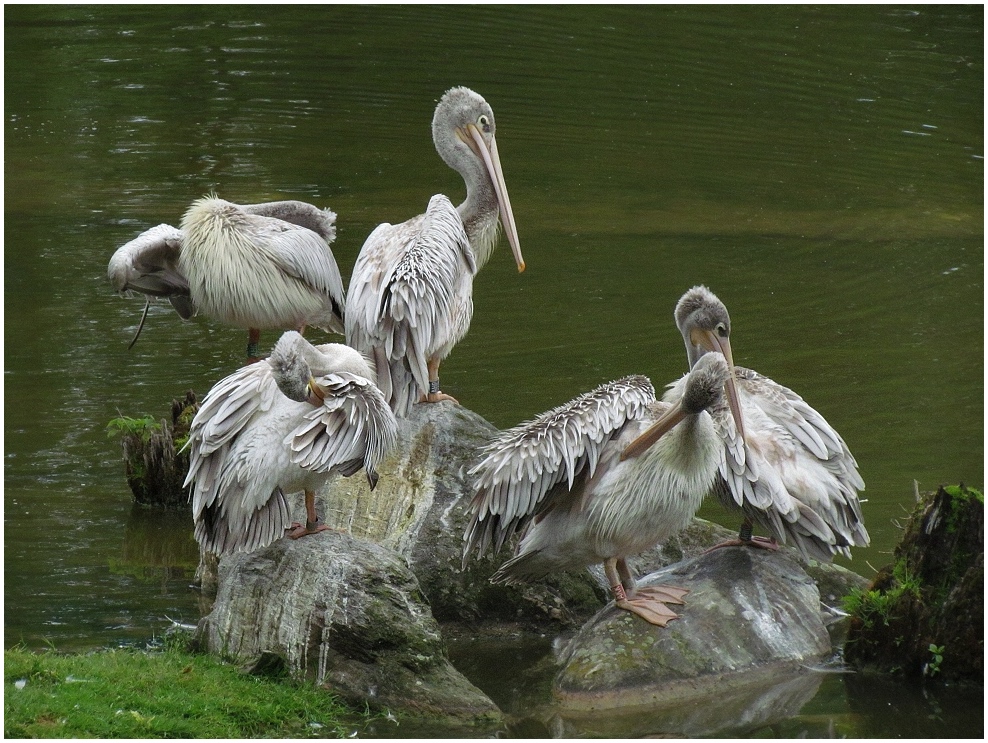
[112,390,197,509]
[312,401,607,627]
[844,484,983,683]
[552,548,833,721]
[195,532,504,729]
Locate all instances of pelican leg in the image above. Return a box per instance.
[616,557,690,606]
[419,357,459,405]
[605,558,684,627]
[286,490,331,540]
[704,518,780,555]
[616,557,638,595]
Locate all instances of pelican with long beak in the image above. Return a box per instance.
[346,86,525,416]
[463,353,744,627]
[668,285,869,561]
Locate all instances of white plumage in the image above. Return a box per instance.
[464,354,742,626]
[346,87,524,415]
[671,285,869,561]
[184,331,399,556]
[108,197,345,356]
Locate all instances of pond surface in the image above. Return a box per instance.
[4,4,983,738]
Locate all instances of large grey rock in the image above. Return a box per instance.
[551,547,834,732]
[196,532,503,729]
[311,401,608,627]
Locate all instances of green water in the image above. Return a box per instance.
[4,5,982,737]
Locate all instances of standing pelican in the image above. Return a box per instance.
[108,197,345,358]
[463,353,744,626]
[661,285,869,561]
[184,331,399,556]
[346,87,525,416]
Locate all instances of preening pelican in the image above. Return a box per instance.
[463,353,744,626]
[108,198,345,358]
[665,285,869,561]
[346,87,525,416]
[184,331,399,556]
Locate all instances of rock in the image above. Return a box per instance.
[844,484,983,683]
[309,401,608,627]
[551,548,834,727]
[195,532,504,729]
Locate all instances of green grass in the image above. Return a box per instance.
[4,641,361,738]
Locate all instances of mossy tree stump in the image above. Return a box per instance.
[109,390,198,509]
[844,485,983,683]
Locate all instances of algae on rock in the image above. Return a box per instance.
[843,484,983,683]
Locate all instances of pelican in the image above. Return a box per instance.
[660,285,869,561]
[108,197,345,358]
[346,86,525,416]
[463,353,744,626]
[184,330,399,556]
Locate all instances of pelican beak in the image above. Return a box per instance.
[306,377,326,406]
[692,329,746,442]
[620,403,687,461]
[465,124,525,273]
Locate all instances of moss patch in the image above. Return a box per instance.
[844,484,983,682]
[108,390,198,509]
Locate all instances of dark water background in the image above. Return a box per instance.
[4,4,983,737]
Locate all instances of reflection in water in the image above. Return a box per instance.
[3,4,982,738]
[547,664,826,738]
[113,507,200,593]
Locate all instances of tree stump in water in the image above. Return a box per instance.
[844,484,983,683]
[113,390,198,509]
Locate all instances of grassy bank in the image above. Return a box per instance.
[4,640,361,738]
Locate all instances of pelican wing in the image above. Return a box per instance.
[462,375,656,565]
[681,365,868,561]
[241,200,337,243]
[287,371,400,489]
[107,223,196,319]
[248,214,346,333]
[346,194,473,414]
[734,367,868,559]
[183,360,279,510]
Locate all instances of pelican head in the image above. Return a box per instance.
[675,285,734,368]
[269,331,317,404]
[432,86,524,273]
[621,352,740,461]
[674,285,745,441]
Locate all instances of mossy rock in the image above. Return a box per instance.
[110,390,198,509]
[844,484,983,683]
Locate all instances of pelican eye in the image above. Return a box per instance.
[477,114,491,132]
[716,323,729,337]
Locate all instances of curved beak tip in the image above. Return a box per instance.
[517,261,526,273]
